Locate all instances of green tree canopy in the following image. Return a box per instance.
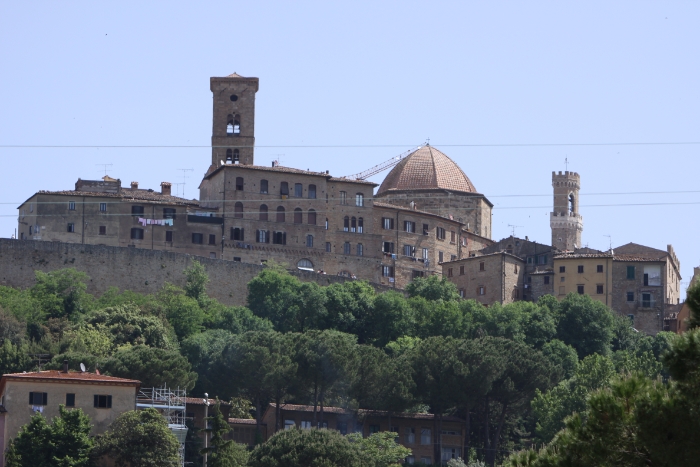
[202,403,249,467]
[84,303,176,350]
[347,431,412,467]
[30,269,92,321]
[248,428,363,467]
[555,293,615,358]
[406,275,460,302]
[102,344,197,391]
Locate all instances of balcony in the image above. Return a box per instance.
[187,215,223,225]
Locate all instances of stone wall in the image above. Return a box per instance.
[0,239,391,307]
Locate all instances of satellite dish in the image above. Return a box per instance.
[80,363,86,373]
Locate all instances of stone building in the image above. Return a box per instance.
[17,73,493,290]
[550,171,583,251]
[552,252,614,307]
[442,252,524,305]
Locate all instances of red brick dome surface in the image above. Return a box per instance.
[377,146,477,195]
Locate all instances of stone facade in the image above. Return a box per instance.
[550,171,583,251]
[210,74,258,167]
[552,253,614,307]
[442,252,524,305]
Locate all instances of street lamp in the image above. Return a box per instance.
[203,393,210,467]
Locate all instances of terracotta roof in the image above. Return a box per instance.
[227,72,245,78]
[373,201,463,224]
[441,250,524,265]
[613,254,666,263]
[554,253,613,259]
[184,397,231,406]
[228,418,260,425]
[377,146,477,195]
[26,189,199,207]
[275,403,351,415]
[613,243,668,261]
[270,404,463,423]
[0,371,140,393]
[327,177,379,186]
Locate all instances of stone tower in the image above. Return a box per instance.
[550,171,583,251]
[210,73,259,168]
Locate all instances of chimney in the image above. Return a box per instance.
[63,359,69,373]
[131,181,139,190]
[161,182,172,196]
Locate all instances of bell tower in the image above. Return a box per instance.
[550,171,583,251]
[210,73,259,168]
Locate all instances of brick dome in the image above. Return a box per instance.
[377,146,477,195]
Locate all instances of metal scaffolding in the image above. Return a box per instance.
[136,386,188,467]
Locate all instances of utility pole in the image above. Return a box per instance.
[203,393,210,467]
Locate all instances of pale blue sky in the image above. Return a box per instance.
[1,1,698,290]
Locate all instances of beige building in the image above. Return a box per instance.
[552,252,614,307]
[0,366,140,466]
[442,252,525,305]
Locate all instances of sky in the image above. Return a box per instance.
[1,2,699,292]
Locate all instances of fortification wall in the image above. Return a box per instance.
[0,239,391,306]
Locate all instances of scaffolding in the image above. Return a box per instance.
[136,386,188,467]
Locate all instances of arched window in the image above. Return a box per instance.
[226,114,234,134]
[259,204,268,221]
[297,258,314,271]
[229,114,240,135]
[233,149,240,163]
[343,216,349,232]
[358,217,364,233]
[569,194,575,213]
[351,217,357,232]
[294,208,303,224]
[260,180,268,194]
[308,209,317,225]
[276,206,285,223]
[234,202,243,218]
[226,148,233,163]
[235,177,244,191]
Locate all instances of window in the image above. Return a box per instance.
[280,182,289,196]
[436,227,446,240]
[66,393,75,407]
[192,233,204,244]
[597,264,604,273]
[325,218,329,230]
[478,286,485,295]
[284,420,295,430]
[413,270,425,279]
[67,223,75,233]
[479,261,485,271]
[450,231,456,243]
[166,230,173,242]
[459,289,465,298]
[294,183,303,197]
[351,217,357,232]
[447,268,453,277]
[306,235,313,247]
[406,456,415,465]
[577,285,584,294]
[514,264,519,273]
[421,457,432,465]
[260,180,268,194]
[294,208,303,224]
[358,217,364,233]
[257,230,269,243]
[68,201,76,210]
[99,202,107,212]
[208,234,216,245]
[234,202,244,219]
[308,184,316,199]
[383,242,395,253]
[423,223,429,235]
[326,242,331,252]
[259,204,268,221]
[355,193,364,207]
[382,217,394,230]
[578,265,584,273]
[344,216,350,232]
[131,228,144,240]
[132,205,144,216]
[560,276,565,282]
[99,226,106,235]
[357,243,363,256]
[528,257,533,264]
[339,191,347,205]
[300,421,312,429]
[163,208,176,219]
[459,266,465,275]
[276,206,285,222]
[369,424,380,434]
[94,395,112,409]
[231,227,244,241]
[404,427,415,444]
[382,266,395,277]
[337,422,348,435]
[439,251,444,263]
[627,292,635,302]
[308,209,317,225]
[344,242,351,255]
[404,221,416,233]
[236,177,244,191]
[420,428,431,445]
[539,255,547,265]
[627,266,635,279]
[272,231,286,245]
[29,392,47,406]
[596,284,604,294]
[441,448,461,462]
[544,276,550,284]
[29,225,32,235]
[642,293,652,308]
[226,148,233,162]
[644,265,661,286]
[403,245,415,257]
[422,248,429,260]
[559,266,566,273]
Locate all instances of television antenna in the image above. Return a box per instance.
[80,362,86,372]
[177,169,194,198]
[603,235,613,252]
[508,224,523,237]
[96,163,113,176]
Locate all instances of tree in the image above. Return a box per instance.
[158,284,205,340]
[85,303,176,350]
[181,329,238,395]
[95,408,180,467]
[406,275,460,302]
[347,431,412,467]
[540,339,578,379]
[0,306,26,345]
[0,339,33,375]
[685,281,700,329]
[248,428,363,467]
[184,261,210,304]
[30,269,92,320]
[555,293,614,358]
[370,291,415,347]
[7,405,93,467]
[202,403,249,467]
[323,281,376,342]
[102,344,197,390]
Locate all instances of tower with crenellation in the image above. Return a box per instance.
[550,171,583,251]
